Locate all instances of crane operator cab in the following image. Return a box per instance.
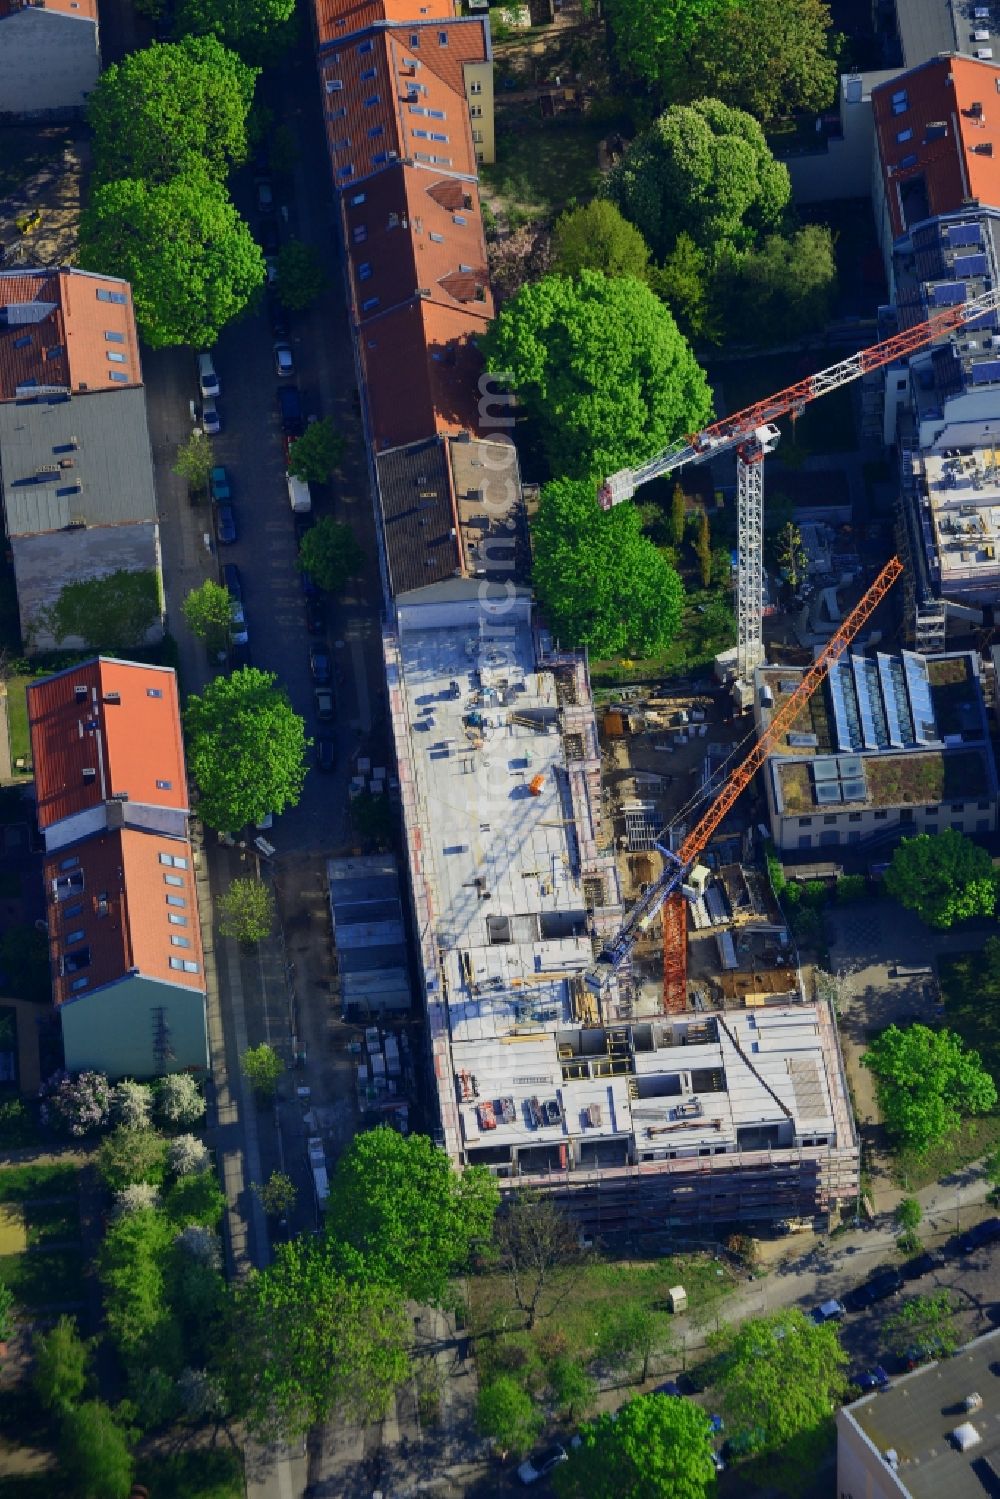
[744,423,782,462]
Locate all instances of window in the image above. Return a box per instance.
[823,814,837,825]
[12,335,31,349]
[438,29,449,44]
[45,345,63,361]
[459,262,474,272]
[798,816,813,827]
[105,331,125,343]
[156,779,172,790]
[357,38,373,53]
[368,124,384,138]
[338,164,354,177]
[429,231,444,243]
[899,152,918,168]
[334,136,349,150]
[107,352,126,364]
[454,214,467,225]
[848,812,862,823]
[164,874,184,888]
[62,948,90,974]
[70,977,89,992]
[430,132,448,142]
[352,225,368,242]
[166,895,186,909]
[950,802,964,812]
[472,128,483,143]
[413,128,429,138]
[410,32,419,46]
[97,288,127,304]
[64,902,83,918]
[372,151,388,164]
[328,106,346,119]
[109,372,129,382]
[358,262,373,280]
[978,800,991,810]
[362,296,380,311]
[428,108,446,119]
[326,78,343,92]
[891,89,909,115]
[159,853,188,869]
[471,104,482,118]
[183,960,199,974]
[897,127,913,143]
[60,857,80,872]
[147,687,162,698]
[53,871,84,901]
[470,79,482,95]
[364,95,380,108]
[351,192,366,206]
[925,805,938,816]
[360,67,376,80]
[874,810,888,821]
[169,913,188,927]
[171,935,191,948]
[65,929,85,944]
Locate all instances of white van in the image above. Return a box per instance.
[287,473,312,513]
[197,351,220,400]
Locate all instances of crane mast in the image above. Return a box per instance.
[586,556,903,1001]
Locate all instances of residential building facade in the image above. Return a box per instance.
[0,0,100,116]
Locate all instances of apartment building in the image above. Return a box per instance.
[0,268,162,653]
[0,0,100,116]
[27,658,207,1080]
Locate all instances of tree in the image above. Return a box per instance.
[483,270,713,481]
[254,1170,298,1220]
[80,170,265,348]
[41,1070,112,1137]
[606,99,791,263]
[669,482,686,547]
[184,667,308,830]
[717,225,837,344]
[33,1316,92,1413]
[226,1237,409,1440]
[182,580,235,658]
[885,1291,958,1360]
[493,1191,585,1330]
[275,239,328,310]
[218,876,275,944]
[98,1128,169,1192]
[548,1357,596,1422]
[552,200,650,282]
[111,1081,153,1132]
[297,518,363,595]
[712,1309,847,1474]
[862,1024,997,1155]
[683,0,840,123]
[885,829,997,929]
[164,1169,225,1229]
[114,1184,161,1217]
[604,0,733,103]
[241,1043,283,1102]
[40,570,160,654]
[531,478,685,658]
[59,1400,134,1499]
[287,419,345,485]
[651,232,718,343]
[325,1127,500,1306]
[87,36,258,186]
[775,520,808,590]
[167,1134,212,1177]
[476,1376,543,1458]
[350,791,394,849]
[695,508,712,587]
[896,1198,922,1233]
[174,0,297,64]
[487,222,554,306]
[173,430,214,497]
[154,1073,206,1129]
[596,1302,673,1385]
[554,1393,716,1499]
[0,923,52,1003]
[99,1208,181,1371]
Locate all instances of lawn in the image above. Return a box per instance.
[481,113,617,220]
[0,1164,79,1202]
[0,1245,87,1307]
[591,587,735,688]
[23,1198,80,1248]
[133,1449,244,1499]
[705,353,857,457]
[5,676,33,772]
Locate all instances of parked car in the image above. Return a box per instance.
[221,562,242,601]
[267,291,288,339]
[196,350,219,400]
[845,1268,902,1311]
[265,256,279,287]
[293,511,313,547]
[300,566,319,598]
[230,599,249,647]
[259,217,280,255]
[210,465,231,503]
[214,502,237,545]
[276,383,303,436]
[517,1446,568,1486]
[855,1366,890,1392]
[202,400,221,436]
[653,1381,682,1398]
[315,736,335,773]
[256,178,274,213]
[314,687,335,722]
[274,341,294,377]
[960,1217,1000,1253]
[309,645,331,684]
[811,1299,846,1324]
[902,1250,946,1282]
[305,598,325,635]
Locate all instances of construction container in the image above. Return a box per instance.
[667,1285,688,1313]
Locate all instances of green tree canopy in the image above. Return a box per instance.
[288,418,345,484]
[87,36,257,185]
[98,1127,168,1192]
[862,1024,997,1154]
[552,200,650,282]
[493,1190,585,1330]
[0,923,51,1003]
[531,478,685,657]
[718,225,837,343]
[173,430,214,496]
[241,1042,283,1101]
[885,1291,959,1360]
[554,1393,716,1499]
[174,0,296,61]
[604,0,732,103]
[254,1170,298,1220]
[99,1207,177,1367]
[712,1309,848,1471]
[39,570,159,655]
[885,829,997,928]
[476,1376,543,1457]
[59,1399,134,1499]
[184,667,308,830]
[218,876,275,944]
[80,169,265,348]
[182,579,235,657]
[298,518,363,594]
[325,1127,500,1305]
[651,232,718,343]
[483,270,712,481]
[226,1237,409,1440]
[606,98,791,262]
[275,239,329,310]
[33,1315,92,1414]
[596,1302,673,1385]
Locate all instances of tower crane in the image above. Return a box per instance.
[586,555,903,1011]
[599,285,1000,683]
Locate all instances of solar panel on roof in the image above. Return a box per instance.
[812,758,839,782]
[954,253,988,277]
[971,359,1000,385]
[840,778,867,802]
[932,282,966,306]
[814,782,843,805]
[947,223,982,247]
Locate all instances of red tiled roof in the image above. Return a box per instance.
[314,0,455,49]
[28,659,188,831]
[360,297,490,449]
[874,56,1000,239]
[0,0,97,19]
[46,827,204,1007]
[0,269,141,400]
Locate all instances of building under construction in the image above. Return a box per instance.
[385,583,859,1233]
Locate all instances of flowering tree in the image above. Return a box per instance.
[175,1224,222,1269]
[42,1071,112,1137]
[168,1134,212,1177]
[154,1073,206,1129]
[111,1080,153,1131]
[114,1183,161,1217]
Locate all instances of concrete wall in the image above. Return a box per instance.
[12,523,163,654]
[60,973,208,1080]
[836,1410,909,1499]
[768,779,996,852]
[44,801,189,853]
[784,71,900,205]
[0,10,100,115]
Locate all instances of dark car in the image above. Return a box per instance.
[256,177,274,214]
[314,687,335,722]
[214,502,237,545]
[300,567,319,599]
[305,598,325,635]
[221,562,242,602]
[653,1381,682,1398]
[293,511,312,547]
[315,736,335,773]
[210,465,231,503]
[276,382,303,436]
[902,1250,946,1281]
[844,1267,902,1312]
[309,645,331,684]
[855,1366,890,1392]
[267,291,288,339]
[259,218,280,255]
[960,1217,1000,1253]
